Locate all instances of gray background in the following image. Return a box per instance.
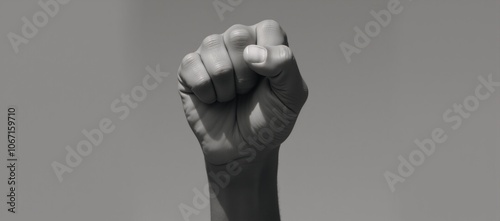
[0,0,499,220]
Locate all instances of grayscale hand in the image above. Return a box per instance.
[178,20,308,221]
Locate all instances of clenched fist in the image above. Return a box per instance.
[178,20,308,166]
[178,20,308,221]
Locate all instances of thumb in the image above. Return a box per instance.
[243,45,308,113]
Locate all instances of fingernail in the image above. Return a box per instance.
[245,45,267,64]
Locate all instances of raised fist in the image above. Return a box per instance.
[178,20,308,165]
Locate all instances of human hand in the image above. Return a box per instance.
[178,20,308,165]
[178,19,308,165]
[178,20,308,221]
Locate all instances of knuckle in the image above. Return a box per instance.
[278,45,293,61]
[192,74,211,89]
[181,53,199,68]
[225,25,253,48]
[212,64,233,77]
[260,19,281,31]
[202,34,223,49]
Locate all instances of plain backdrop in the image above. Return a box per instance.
[0,0,499,220]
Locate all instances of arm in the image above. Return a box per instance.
[206,147,280,221]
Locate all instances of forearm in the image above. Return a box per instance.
[205,147,281,221]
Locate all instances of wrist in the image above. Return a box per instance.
[205,147,281,221]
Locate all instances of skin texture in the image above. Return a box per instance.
[178,20,308,221]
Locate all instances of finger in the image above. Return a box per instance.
[199,34,236,102]
[252,19,288,46]
[223,24,259,94]
[243,45,308,113]
[178,52,217,104]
